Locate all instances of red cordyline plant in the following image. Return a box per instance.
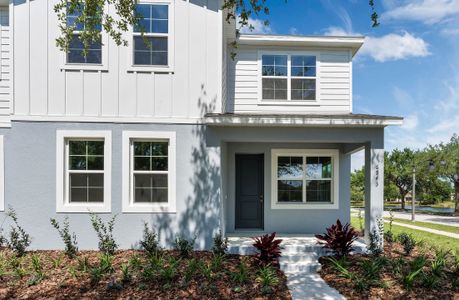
[252,232,283,264]
[315,219,358,257]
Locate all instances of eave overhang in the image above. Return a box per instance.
[205,113,403,128]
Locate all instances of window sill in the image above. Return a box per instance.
[56,203,111,213]
[126,65,174,73]
[122,203,176,213]
[60,64,109,72]
[258,100,320,106]
[271,202,339,210]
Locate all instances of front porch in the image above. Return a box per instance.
[205,113,401,244]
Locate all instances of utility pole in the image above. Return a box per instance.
[412,166,416,222]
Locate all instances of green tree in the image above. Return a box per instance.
[385,148,417,210]
[54,0,379,54]
[423,134,459,213]
[351,167,365,204]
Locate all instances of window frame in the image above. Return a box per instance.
[271,149,339,210]
[127,0,175,72]
[122,131,176,213]
[258,51,320,105]
[56,130,112,213]
[60,3,109,71]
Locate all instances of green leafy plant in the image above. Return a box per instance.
[99,253,114,274]
[30,254,44,278]
[4,207,32,257]
[184,259,199,283]
[229,260,250,284]
[252,232,283,264]
[89,266,104,285]
[120,264,131,283]
[316,220,358,257]
[422,273,440,288]
[398,233,416,256]
[128,254,142,271]
[256,264,279,294]
[327,257,353,279]
[403,255,426,291]
[90,213,118,255]
[50,217,78,258]
[198,261,213,281]
[77,256,91,273]
[357,209,364,235]
[368,229,383,257]
[211,230,228,256]
[140,222,160,257]
[51,253,64,268]
[159,257,179,283]
[174,235,195,258]
[455,254,459,275]
[431,249,448,277]
[211,254,224,272]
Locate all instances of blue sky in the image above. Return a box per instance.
[241,0,459,170]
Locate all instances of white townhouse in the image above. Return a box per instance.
[0,0,402,249]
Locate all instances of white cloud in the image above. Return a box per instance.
[324,27,430,62]
[382,0,459,25]
[402,114,419,131]
[237,17,272,34]
[360,32,430,62]
[393,86,415,108]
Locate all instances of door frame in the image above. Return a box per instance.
[235,153,264,230]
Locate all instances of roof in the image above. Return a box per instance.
[236,34,365,57]
[205,113,403,127]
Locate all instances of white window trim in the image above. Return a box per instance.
[126,0,175,73]
[60,4,109,71]
[257,50,321,106]
[122,131,176,213]
[56,130,112,213]
[0,136,4,212]
[271,149,339,210]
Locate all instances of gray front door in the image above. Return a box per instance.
[235,154,264,229]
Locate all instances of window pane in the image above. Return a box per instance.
[134,157,150,171]
[152,188,168,203]
[152,52,168,66]
[274,55,287,66]
[278,180,303,202]
[151,142,168,156]
[135,188,152,202]
[152,19,168,33]
[70,173,87,187]
[262,66,274,76]
[134,19,150,33]
[152,5,168,19]
[87,141,104,155]
[306,180,331,202]
[134,141,151,156]
[134,51,150,65]
[278,156,303,179]
[291,55,316,67]
[69,141,86,155]
[275,89,287,100]
[69,156,86,170]
[133,37,168,66]
[88,174,104,187]
[306,157,332,179]
[262,55,274,66]
[134,174,168,189]
[88,188,104,202]
[151,157,168,171]
[291,79,316,101]
[262,89,274,100]
[262,55,287,77]
[67,35,102,64]
[87,156,104,170]
[262,78,287,100]
[70,187,87,202]
[274,66,287,76]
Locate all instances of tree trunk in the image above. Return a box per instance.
[400,192,406,210]
[455,181,459,214]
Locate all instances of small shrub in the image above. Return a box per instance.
[398,233,416,256]
[99,254,114,274]
[422,273,440,288]
[159,257,179,283]
[315,219,358,257]
[431,249,448,277]
[357,210,364,235]
[252,232,283,264]
[455,254,459,275]
[128,254,142,271]
[77,256,91,273]
[90,213,118,255]
[210,254,224,272]
[256,264,279,294]
[174,235,195,258]
[4,207,31,257]
[368,229,383,257]
[229,260,250,284]
[89,266,104,285]
[198,261,213,281]
[211,230,228,256]
[140,222,160,257]
[30,254,44,278]
[50,217,78,258]
[385,231,395,244]
[184,259,199,283]
[327,257,353,279]
[120,264,131,283]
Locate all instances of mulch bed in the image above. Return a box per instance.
[318,243,459,300]
[0,249,291,299]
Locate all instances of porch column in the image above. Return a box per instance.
[364,142,384,243]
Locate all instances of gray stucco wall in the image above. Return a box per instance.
[0,121,222,250]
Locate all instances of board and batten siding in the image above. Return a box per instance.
[0,7,10,126]
[226,46,353,114]
[12,0,223,121]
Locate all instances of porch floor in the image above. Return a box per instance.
[228,235,366,300]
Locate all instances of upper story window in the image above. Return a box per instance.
[261,54,317,102]
[66,4,102,64]
[133,4,169,66]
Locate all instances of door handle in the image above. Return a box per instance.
[259,195,264,203]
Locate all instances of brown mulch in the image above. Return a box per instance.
[0,249,291,299]
[318,243,459,300]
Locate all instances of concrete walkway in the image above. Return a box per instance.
[227,235,366,300]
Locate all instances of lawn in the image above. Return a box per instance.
[350,216,459,254]
[388,218,459,235]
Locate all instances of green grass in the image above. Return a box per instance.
[387,218,459,235]
[350,216,459,254]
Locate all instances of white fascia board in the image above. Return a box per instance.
[205,115,403,127]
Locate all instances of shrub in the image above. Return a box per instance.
[229,260,249,284]
[327,257,353,279]
[174,235,195,258]
[211,230,228,256]
[368,229,383,257]
[140,222,160,257]
[5,207,31,257]
[50,217,78,258]
[159,257,179,283]
[90,213,118,255]
[403,256,426,291]
[431,249,448,277]
[252,232,283,264]
[398,233,416,256]
[315,219,358,257]
[256,264,279,294]
[120,264,131,283]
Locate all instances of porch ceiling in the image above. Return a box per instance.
[204,113,403,127]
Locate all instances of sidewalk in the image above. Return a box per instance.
[388,221,459,239]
